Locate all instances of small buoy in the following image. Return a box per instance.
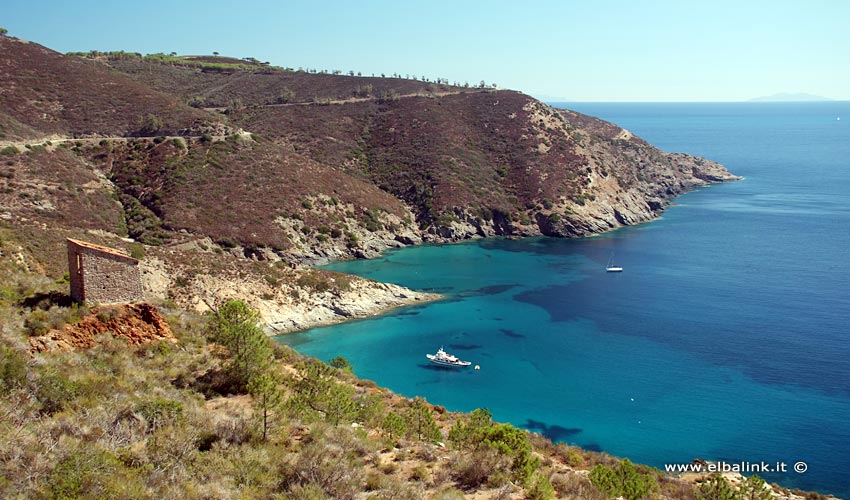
[630,397,634,402]
[474,364,481,370]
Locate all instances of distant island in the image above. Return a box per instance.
[748,92,833,102]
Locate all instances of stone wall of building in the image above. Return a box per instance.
[67,239,143,304]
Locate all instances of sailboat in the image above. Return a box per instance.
[606,253,623,272]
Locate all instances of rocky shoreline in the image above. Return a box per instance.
[137,144,741,336]
[139,251,440,335]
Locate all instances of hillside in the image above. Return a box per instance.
[0,37,220,141]
[99,53,738,246]
[0,37,740,328]
[0,260,829,500]
[86,51,472,107]
[1,35,838,500]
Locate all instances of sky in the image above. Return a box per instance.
[3,0,849,102]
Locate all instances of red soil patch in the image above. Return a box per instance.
[29,303,175,353]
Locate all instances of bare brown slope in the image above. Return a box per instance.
[86,136,415,255]
[229,90,738,239]
[95,53,738,241]
[95,55,467,107]
[0,37,217,140]
[1,39,738,265]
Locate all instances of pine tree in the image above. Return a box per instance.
[696,474,738,500]
[208,300,272,390]
[739,475,773,500]
[248,372,283,441]
[403,397,442,442]
[589,458,658,500]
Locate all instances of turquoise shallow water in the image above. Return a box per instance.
[277,102,850,497]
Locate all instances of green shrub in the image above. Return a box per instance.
[23,304,85,336]
[448,408,493,449]
[274,87,295,104]
[448,409,539,483]
[217,237,238,248]
[696,474,737,500]
[135,397,184,433]
[738,475,773,500]
[286,483,328,500]
[452,446,512,488]
[410,464,430,482]
[0,346,27,391]
[527,471,555,500]
[477,423,539,483]
[187,96,205,108]
[589,458,658,500]
[35,370,80,415]
[345,231,359,248]
[0,146,19,156]
[137,114,161,135]
[550,473,607,499]
[362,209,383,232]
[44,446,143,499]
[296,270,332,293]
[128,243,145,260]
[279,436,364,499]
[329,355,353,373]
[119,194,168,245]
[23,309,50,336]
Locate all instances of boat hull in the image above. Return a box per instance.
[426,355,471,367]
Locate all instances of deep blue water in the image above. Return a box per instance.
[277,102,850,497]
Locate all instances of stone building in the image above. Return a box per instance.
[67,238,143,304]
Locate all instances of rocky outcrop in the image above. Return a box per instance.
[29,303,175,353]
[139,252,438,335]
[260,279,437,334]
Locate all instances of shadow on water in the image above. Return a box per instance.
[470,284,521,295]
[452,284,521,299]
[418,364,477,373]
[448,344,482,351]
[514,285,583,323]
[524,419,583,441]
[500,328,526,339]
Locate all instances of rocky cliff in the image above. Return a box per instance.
[0,36,738,332]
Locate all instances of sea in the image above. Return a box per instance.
[276,102,850,497]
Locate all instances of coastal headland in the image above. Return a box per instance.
[10,33,833,500]
[0,35,739,333]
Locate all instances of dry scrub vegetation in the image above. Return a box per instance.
[0,247,795,500]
